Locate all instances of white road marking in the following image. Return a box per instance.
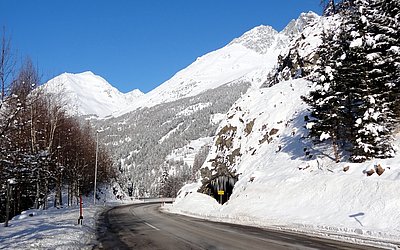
[144,221,160,231]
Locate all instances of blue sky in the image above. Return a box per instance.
[0,0,321,93]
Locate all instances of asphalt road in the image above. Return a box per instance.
[95,202,384,250]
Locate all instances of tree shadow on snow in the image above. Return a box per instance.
[279,109,337,163]
[0,221,79,247]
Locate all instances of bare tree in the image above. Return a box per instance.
[0,27,17,140]
[0,27,15,101]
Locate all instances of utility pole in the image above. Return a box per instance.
[93,130,99,205]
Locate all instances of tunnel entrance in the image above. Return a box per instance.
[206,175,238,204]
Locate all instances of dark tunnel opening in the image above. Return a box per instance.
[207,175,238,204]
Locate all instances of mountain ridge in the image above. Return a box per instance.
[42,71,144,117]
[42,12,320,118]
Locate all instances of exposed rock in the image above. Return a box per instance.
[245,119,256,136]
[215,125,237,150]
[259,133,270,144]
[375,164,385,176]
[228,25,278,54]
[261,124,267,131]
[343,166,350,172]
[269,128,279,136]
[365,169,375,176]
[228,148,242,165]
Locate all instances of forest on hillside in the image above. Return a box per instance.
[0,32,115,223]
[93,80,250,198]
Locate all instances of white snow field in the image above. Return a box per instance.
[0,203,103,249]
[0,192,141,250]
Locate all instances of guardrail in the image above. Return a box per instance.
[138,197,175,203]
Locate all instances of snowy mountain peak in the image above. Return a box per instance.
[74,70,95,76]
[59,71,115,91]
[229,25,278,54]
[280,11,320,38]
[44,12,321,118]
[42,72,143,118]
[125,88,144,99]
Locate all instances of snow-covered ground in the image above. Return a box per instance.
[0,188,137,250]
[0,204,104,250]
[164,79,400,249]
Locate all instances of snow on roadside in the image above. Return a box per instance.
[0,187,138,250]
[0,204,104,250]
[163,79,400,249]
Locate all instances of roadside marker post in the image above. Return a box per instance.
[78,195,83,225]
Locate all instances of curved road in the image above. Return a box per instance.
[95,203,382,250]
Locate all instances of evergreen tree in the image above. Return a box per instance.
[358,0,399,158]
[334,0,397,161]
[378,0,400,119]
[305,0,399,162]
[305,28,345,162]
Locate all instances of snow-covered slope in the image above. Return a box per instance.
[42,71,143,117]
[115,12,319,116]
[166,78,400,246]
[115,36,277,115]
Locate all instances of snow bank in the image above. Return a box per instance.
[0,186,139,250]
[0,205,104,250]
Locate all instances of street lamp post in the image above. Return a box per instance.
[5,181,10,227]
[94,130,99,205]
[5,178,16,227]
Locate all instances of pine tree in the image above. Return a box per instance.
[305,28,346,162]
[360,0,398,158]
[379,0,400,119]
[329,1,379,160]
[305,0,399,162]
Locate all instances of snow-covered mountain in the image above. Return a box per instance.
[88,12,321,200]
[42,71,143,117]
[42,12,319,119]
[115,12,319,116]
[165,10,400,246]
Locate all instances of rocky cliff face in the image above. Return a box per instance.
[228,25,278,54]
[264,14,342,87]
